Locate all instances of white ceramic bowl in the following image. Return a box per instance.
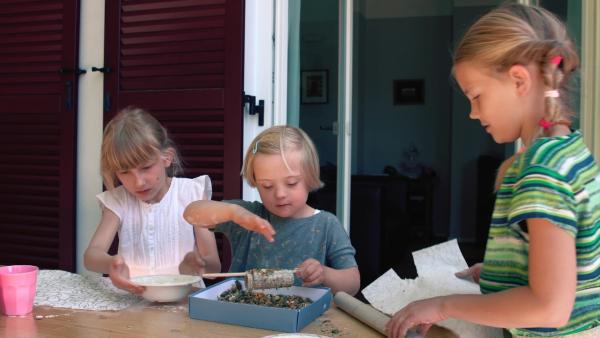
[131,274,201,302]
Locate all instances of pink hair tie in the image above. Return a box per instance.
[538,118,554,130]
[545,89,560,98]
[550,55,563,66]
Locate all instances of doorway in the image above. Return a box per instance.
[294,1,507,287]
[291,0,582,288]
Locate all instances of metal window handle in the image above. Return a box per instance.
[65,80,73,111]
[59,67,86,75]
[242,92,264,126]
[91,66,112,73]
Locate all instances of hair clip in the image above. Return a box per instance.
[252,141,259,154]
[538,118,554,130]
[544,90,560,98]
[550,55,563,66]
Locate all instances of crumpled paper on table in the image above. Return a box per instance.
[361,239,503,338]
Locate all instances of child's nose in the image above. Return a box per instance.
[274,186,286,198]
[133,172,145,187]
[469,108,479,120]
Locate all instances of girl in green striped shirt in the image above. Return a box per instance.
[386,3,599,338]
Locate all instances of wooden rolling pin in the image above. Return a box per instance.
[334,291,391,335]
[334,292,459,338]
[203,268,295,290]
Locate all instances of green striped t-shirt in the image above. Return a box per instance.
[480,131,600,337]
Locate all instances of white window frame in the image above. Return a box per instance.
[242,0,288,201]
[249,0,354,232]
[581,0,600,158]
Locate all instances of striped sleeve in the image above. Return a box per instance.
[508,165,577,236]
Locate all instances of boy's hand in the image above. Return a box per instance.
[179,246,207,276]
[232,206,276,242]
[455,263,483,283]
[108,255,145,295]
[295,258,325,287]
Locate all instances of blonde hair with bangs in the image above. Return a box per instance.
[242,125,323,191]
[101,106,182,189]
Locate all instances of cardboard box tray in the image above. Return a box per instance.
[189,278,332,332]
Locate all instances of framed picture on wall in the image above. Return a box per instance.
[301,70,328,104]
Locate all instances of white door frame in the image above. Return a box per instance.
[247,0,354,232]
[337,0,353,233]
[242,0,285,201]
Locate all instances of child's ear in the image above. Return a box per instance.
[162,148,175,167]
[507,64,532,96]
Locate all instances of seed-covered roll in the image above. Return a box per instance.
[246,268,294,290]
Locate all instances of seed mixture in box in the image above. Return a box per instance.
[217,280,313,309]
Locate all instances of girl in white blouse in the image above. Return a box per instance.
[84,107,220,294]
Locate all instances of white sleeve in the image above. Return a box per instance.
[191,175,212,200]
[95,188,125,221]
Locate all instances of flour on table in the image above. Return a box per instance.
[35,270,143,311]
[362,240,503,338]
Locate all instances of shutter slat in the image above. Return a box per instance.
[0,244,58,257]
[123,0,226,12]
[0,194,59,206]
[122,29,224,45]
[121,51,224,66]
[0,13,62,25]
[121,40,224,56]
[0,204,58,218]
[2,234,59,247]
[122,8,225,24]
[121,76,224,90]
[0,2,62,15]
[0,184,58,196]
[0,214,59,227]
[0,64,60,74]
[122,19,223,34]
[0,223,58,236]
[121,62,224,78]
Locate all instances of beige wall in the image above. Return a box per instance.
[76,0,105,274]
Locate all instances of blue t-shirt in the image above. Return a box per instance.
[215,200,357,281]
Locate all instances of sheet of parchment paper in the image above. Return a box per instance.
[362,239,503,338]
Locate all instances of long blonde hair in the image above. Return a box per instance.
[100,106,183,189]
[453,3,579,189]
[241,125,323,191]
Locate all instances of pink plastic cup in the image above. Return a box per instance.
[0,265,38,316]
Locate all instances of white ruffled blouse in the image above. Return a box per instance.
[96,176,211,281]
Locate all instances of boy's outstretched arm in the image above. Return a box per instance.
[184,200,276,242]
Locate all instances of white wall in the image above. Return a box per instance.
[76,0,105,273]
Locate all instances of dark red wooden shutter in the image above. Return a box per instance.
[104,0,244,201]
[0,0,78,270]
[104,0,244,271]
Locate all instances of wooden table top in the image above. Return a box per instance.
[0,302,457,338]
[0,302,380,338]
